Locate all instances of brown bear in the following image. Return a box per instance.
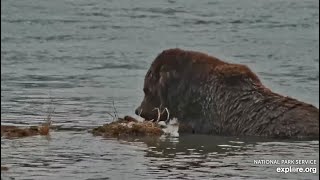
[135,48,319,139]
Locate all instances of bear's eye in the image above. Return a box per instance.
[143,87,150,95]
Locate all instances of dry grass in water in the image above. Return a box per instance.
[39,106,54,136]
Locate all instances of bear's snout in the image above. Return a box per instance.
[135,107,141,115]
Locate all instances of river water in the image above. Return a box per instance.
[1,0,319,179]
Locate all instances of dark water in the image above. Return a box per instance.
[1,0,319,179]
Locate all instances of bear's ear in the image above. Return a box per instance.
[159,64,170,73]
[159,65,178,87]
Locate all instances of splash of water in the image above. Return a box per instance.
[158,118,179,137]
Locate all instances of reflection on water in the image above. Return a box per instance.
[1,132,319,180]
[134,135,319,180]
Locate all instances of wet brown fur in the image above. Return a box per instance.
[136,48,319,139]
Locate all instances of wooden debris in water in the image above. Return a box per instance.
[1,166,9,171]
[91,116,164,137]
[1,107,53,138]
[1,124,51,138]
